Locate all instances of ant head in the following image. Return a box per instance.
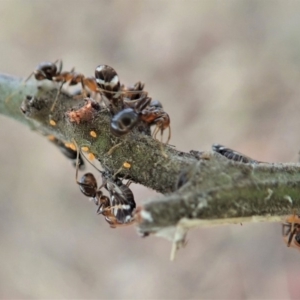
[150,99,163,109]
[35,62,58,80]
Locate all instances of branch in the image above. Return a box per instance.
[0,73,298,257]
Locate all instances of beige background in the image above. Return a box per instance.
[0,0,300,298]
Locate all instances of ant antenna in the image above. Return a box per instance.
[23,72,34,84]
[74,139,82,184]
[50,82,65,113]
[72,139,103,175]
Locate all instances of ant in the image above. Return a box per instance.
[110,95,150,137]
[94,65,148,107]
[95,65,121,103]
[76,171,114,226]
[110,95,171,144]
[24,60,99,115]
[140,105,171,144]
[282,213,300,249]
[101,171,136,225]
[212,144,260,164]
[74,140,136,227]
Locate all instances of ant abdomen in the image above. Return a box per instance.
[110,108,139,137]
[95,65,121,97]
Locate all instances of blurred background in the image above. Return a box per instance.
[0,0,300,298]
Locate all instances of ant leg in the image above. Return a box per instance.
[160,128,163,143]
[96,202,105,214]
[150,123,168,156]
[73,139,91,184]
[23,71,35,84]
[159,141,168,158]
[152,125,159,140]
[73,139,91,182]
[287,227,297,247]
[112,159,134,178]
[50,81,65,114]
[80,77,87,98]
[165,126,171,145]
[154,125,168,157]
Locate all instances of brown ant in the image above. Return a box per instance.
[282,213,300,249]
[110,95,171,144]
[74,140,136,227]
[24,60,99,115]
[140,106,171,144]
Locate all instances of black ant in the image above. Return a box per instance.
[95,65,121,103]
[74,140,136,227]
[94,65,148,108]
[212,144,260,164]
[110,95,150,136]
[101,171,136,225]
[110,95,171,144]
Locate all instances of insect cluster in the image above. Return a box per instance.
[77,166,136,228]
[26,60,171,144]
[25,60,172,228]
